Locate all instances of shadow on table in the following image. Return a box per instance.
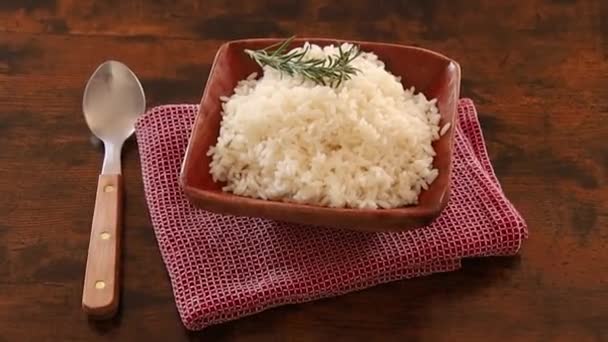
[181,256,522,341]
[87,313,122,335]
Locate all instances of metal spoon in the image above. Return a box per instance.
[81,60,145,318]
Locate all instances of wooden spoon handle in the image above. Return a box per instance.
[82,174,122,318]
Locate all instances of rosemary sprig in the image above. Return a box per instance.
[244,36,362,87]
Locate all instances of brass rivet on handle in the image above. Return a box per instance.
[104,185,115,193]
[100,232,111,240]
[95,281,106,289]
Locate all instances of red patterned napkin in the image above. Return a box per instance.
[135,99,528,330]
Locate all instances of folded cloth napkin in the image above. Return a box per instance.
[135,98,528,330]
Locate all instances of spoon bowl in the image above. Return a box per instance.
[83,60,145,173]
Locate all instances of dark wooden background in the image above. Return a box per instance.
[1,0,607,340]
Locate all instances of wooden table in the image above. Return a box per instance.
[1,0,607,340]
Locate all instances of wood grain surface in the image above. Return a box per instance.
[1,0,607,340]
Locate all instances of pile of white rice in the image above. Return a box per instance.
[208,43,444,209]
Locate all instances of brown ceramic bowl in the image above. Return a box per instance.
[179,38,460,232]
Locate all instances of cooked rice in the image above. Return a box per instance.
[208,43,442,209]
[440,122,451,136]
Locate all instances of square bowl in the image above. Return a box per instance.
[179,38,461,232]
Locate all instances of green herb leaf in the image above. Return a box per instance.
[244,36,362,87]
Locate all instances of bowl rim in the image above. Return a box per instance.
[179,37,461,224]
